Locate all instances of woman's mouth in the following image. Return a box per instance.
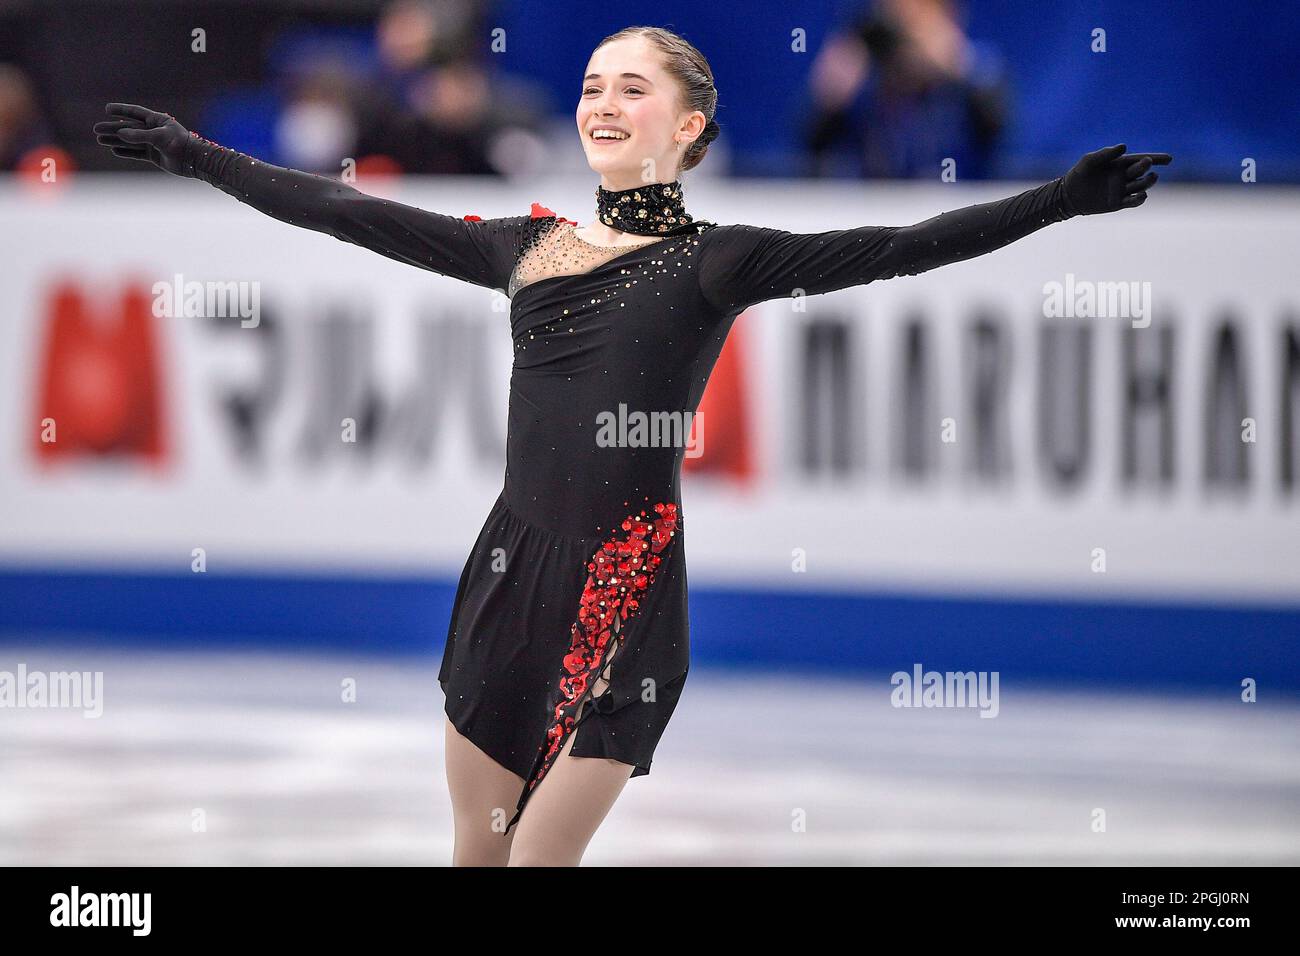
[589,128,630,145]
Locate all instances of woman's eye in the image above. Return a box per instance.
[624,87,644,95]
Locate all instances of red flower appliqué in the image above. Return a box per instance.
[530,201,579,227]
[466,204,578,226]
[528,501,679,793]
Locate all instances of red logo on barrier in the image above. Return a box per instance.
[684,318,754,482]
[33,281,168,466]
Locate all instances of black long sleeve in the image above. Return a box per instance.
[695,177,1073,314]
[188,140,530,293]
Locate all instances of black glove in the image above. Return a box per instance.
[1059,143,1172,217]
[93,103,203,177]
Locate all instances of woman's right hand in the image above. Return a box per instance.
[1059,143,1172,216]
[93,103,199,177]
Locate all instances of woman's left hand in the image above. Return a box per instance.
[1060,143,1173,216]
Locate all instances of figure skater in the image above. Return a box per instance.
[94,25,1170,866]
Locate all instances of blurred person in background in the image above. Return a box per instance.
[263,3,498,176]
[360,0,547,175]
[0,63,61,172]
[804,0,1008,178]
[362,0,495,173]
[374,0,481,99]
[362,54,499,175]
[273,59,363,174]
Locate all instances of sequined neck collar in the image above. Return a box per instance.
[595,180,703,236]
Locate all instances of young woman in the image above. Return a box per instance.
[95,25,1170,867]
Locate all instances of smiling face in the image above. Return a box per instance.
[577,36,706,191]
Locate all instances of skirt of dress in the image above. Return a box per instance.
[438,490,689,832]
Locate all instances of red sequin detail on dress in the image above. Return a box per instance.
[527,501,679,792]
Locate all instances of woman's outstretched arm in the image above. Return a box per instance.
[696,143,1172,314]
[93,102,527,292]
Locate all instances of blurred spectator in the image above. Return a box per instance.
[358,55,500,175]
[375,0,481,84]
[274,60,362,174]
[803,0,1008,179]
[362,0,545,175]
[0,63,58,171]
[258,1,545,177]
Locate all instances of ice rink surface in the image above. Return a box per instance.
[2,647,1296,866]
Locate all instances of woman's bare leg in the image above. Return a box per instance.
[444,718,523,866]
[508,643,634,867]
[505,722,635,866]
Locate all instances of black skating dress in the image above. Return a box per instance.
[188,141,1076,831]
